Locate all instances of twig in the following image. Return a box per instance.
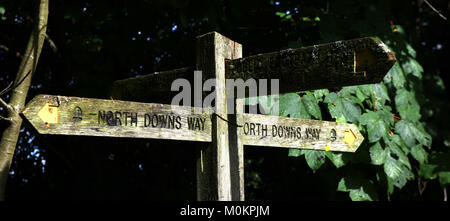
[0,115,12,122]
[0,97,14,113]
[0,81,14,96]
[418,177,428,196]
[423,0,448,21]
[44,33,58,54]
[0,70,32,98]
[387,189,391,201]
[444,187,447,201]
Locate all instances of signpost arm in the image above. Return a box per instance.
[195,32,242,201]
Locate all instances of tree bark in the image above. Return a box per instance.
[0,0,49,200]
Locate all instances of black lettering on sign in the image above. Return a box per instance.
[159,115,168,128]
[187,117,206,131]
[272,125,277,137]
[243,122,249,135]
[187,117,195,130]
[175,116,182,129]
[144,114,150,127]
[115,111,122,126]
[130,112,138,127]
[261,124,268,137]
[249,123,255,135]
[151,114,159,127]
[304,128,321,140]
[98,110,106,125]
[296,127,302,139]
[106,111,115,126]
[167,115,175,129]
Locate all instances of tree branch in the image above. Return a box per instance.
[44,33,58,54]
[0,97,14,114]
[0,115,12,122]
[0,81,14,96]
[0,0,49,200]
[423,0,448,21]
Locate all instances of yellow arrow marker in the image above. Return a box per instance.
[37,102,59,127]
[344,129,356,146]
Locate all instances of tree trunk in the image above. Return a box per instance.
[0,0,49,200]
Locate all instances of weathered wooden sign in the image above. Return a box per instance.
[240,113,363,152]
[21,32,396,201]
[226,37,396,94]
[22,94,364,153]
[22,94,212,142]
[108,33,396,201]
[111,37,396,100]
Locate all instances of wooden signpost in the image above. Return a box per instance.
[240,113,363,152]
[21,32,396,201]
[22,94,212,141]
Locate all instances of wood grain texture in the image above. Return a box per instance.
[240,113,364,152]
[196,32,243,201]
[110,67,194,103]
[226,37,396,94]
[227,98,245,201]
[22,94,212,142]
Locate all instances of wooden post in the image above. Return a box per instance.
[232,98,245,200]
[195,32,242,201]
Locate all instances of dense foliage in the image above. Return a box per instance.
[0,0,449,200]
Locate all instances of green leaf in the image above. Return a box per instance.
[393,25,405,35]
[384,154,413,189]
[302,92,321,119]
[369,142,386,165]
[419,151,450,187]
[410,144,427,165]
[303,150,326,172]
[374,83,390,102]
[341,86,357,96]
[360,111,389,142]
[313,89,329,102]
[337,177,378,201]
[249,95,280,116]
[324,92,338,103]
[275,12,286,18]
[0,7,5,15]
[279,93,310,119]
[390,63,407,89]
[342,98,361,123]
[357,84,374,97]
[403,58,423,79]
[388,142,411,170]
[405,42,416,58]
[348,188,373,201]
[384,154,403,181]
[390,134,410,155]
[325,152,347,168]
[395,89,421,122]
[288,149,302,157]
[336,114,347,123]
[439,172,450,186]
[355,87,368,102]
[395,120,432,147]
